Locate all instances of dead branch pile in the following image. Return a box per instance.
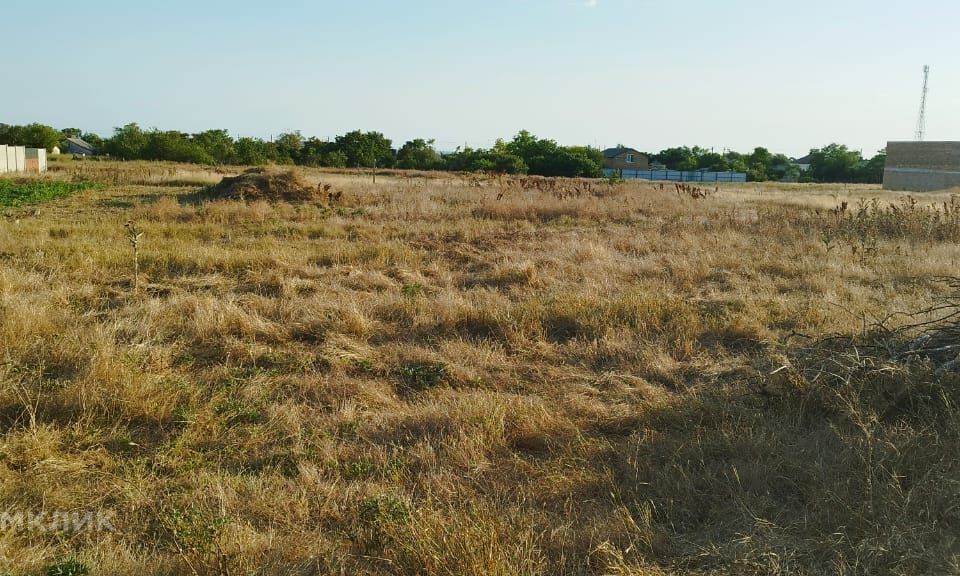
[786,277,960,384]
[206,168,322,202]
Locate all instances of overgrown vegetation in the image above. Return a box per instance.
[0,179,100,207]
[0,162,956,574]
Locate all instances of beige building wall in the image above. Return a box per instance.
[884,141,960,192]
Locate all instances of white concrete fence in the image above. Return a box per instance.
[0,145,47,174]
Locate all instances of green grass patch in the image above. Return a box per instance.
[0,179,101,207]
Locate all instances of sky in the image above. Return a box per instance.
[1,0,957,157]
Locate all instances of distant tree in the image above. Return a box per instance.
[61,128,83,139]
[232,137,275,165]
[104,123,149,160]
[546,146,603,178]
[856,151,886,184]
[0,123,63,151]
[809,143,862,183]
[192,129,235,164]
[275,131,304,164]
[143,130,213,164]
[299,137,334,167]
[336,130,394,168]
[769,153,800,181]
[697,151,728,171]
[81,132,104,150]
[745,147,773,181]
[445,147,527,174]
[322,149,349,168]
[499,131,601,177]
[397,139,444,170]
[656,147,698,171]
[502,130,556,174]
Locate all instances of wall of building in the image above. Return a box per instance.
[604,153,650,171]
[883,141,960,192]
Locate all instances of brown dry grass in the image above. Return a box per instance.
[0,162,958,575]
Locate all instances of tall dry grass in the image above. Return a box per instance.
[0,161,957,575]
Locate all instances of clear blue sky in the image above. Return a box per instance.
[2,0,957,157]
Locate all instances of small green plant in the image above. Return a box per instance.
[358,494,410,526]
[401,282,426,298]
[46,558,89,576]
[348,460,375,478]
[394,362,448,391]
[161,507,229,554]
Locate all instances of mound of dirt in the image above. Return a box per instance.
[206,168,320,202]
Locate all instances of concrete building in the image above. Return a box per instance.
[884,141,960,192]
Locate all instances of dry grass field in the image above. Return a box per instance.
[1,161,958,575]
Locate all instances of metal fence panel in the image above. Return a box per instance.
[604,168,747,183]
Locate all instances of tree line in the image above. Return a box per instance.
[648,144,885,184]
[0,122,885,183]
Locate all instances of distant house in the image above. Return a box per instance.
[603,147,649,172]
[62,137,96,156]
[791,154,813,172]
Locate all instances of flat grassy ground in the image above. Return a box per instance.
[0,162,958,575]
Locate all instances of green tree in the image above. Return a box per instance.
[397,139,444,170]
[0,123,63,151]
[656,147,698,171]
[335,130,394,168]
[231,137,275,165]
[500,131,601,177]
[546,146,603,178]
[104,123,149,160]
[275,131,304,164]
[809,143,862,183]
[143,130,213,164]
[81,132,104,150]
[192,129,235,164]
[856,151,886,184]
[697,151,729,171]
[445,147,526,174]
[746,147,773,181]
[322,149,348,168]
[769,153,800,181]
